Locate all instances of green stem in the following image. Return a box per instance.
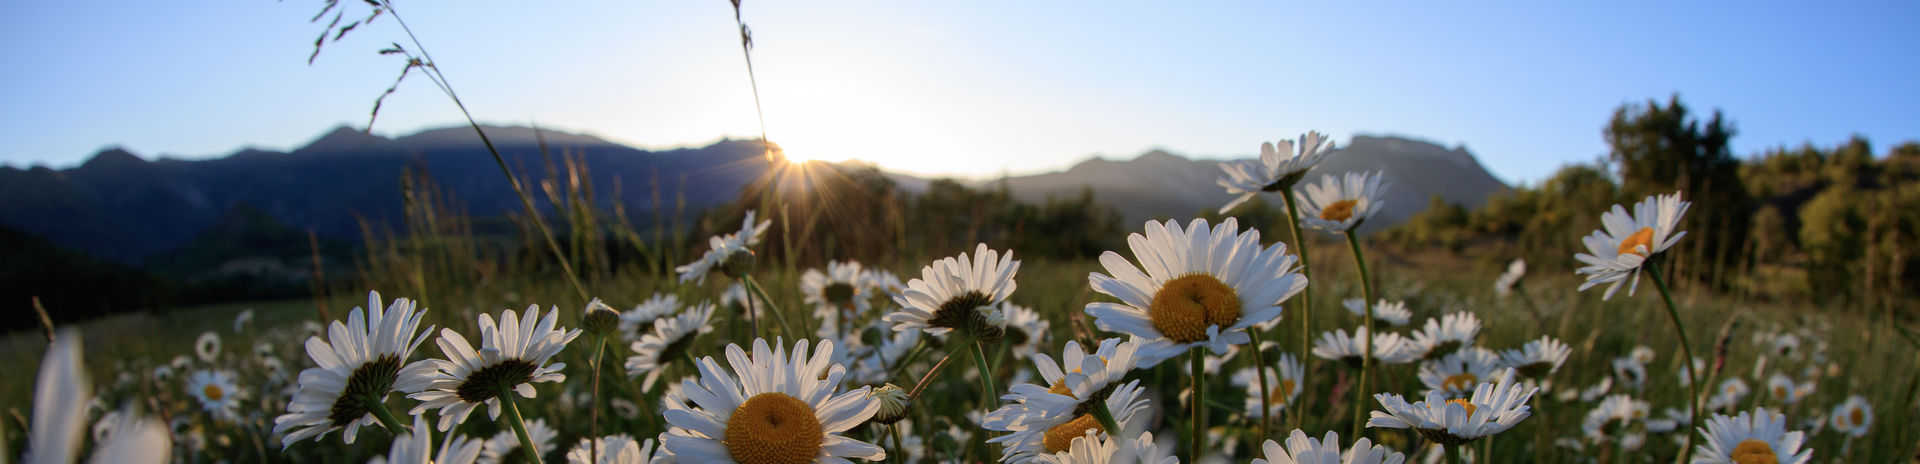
[1092,400,1123,439]
[742,275,795,337]
[1445,445,1464,464]
[496,384,545,464]
[1278,190,1314,431]
[1247,330,1274,441]
[1345,230,1376,439]
[365,394,408,435]
[1189,347,1206,463]
[587,335,607,464]
[971,341,999,415]
[890,424,907,463]
[1645,261,1700,464]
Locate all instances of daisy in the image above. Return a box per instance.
[566,434,669,464]
[848,320,921,386]
[660,338,885,463]
[676,210,772,284]
[371,415,485,464]
[884,243,1019,339]
[1707,379,1750,411]
[1405,312,1480,361]
[27,329,89,464]
[1691,408,1812,464]
[86,405,172,464]
[1581,394,1650,443]
[1764,374,1796,404]
[627,302,716,391]
[1001,303,1052,358]
[1579,377,1615,402]
[1498,335,1570,378]
[1295,171,1389,232]
[1611,357,1647,391]
[1252,429,1406,464]
[233,309,256,333]
[1344,298,1412,327]
[1233,353,1305,419]
[986,381,1151,464]
[1035,429,1177,464]
[480,418,558,464]
[1828,395,1872,438]
[1369,368,1538,446]
[410,305,582,431]
[621,294,686,342]
[274,291,437,447]
[1493,259,1525,297]
[185,370,242,420]
[1001,338,1142,408]
[1574,192,1689,300]
[195,331,221,362]
[1418,349,1502,399]
[1216,130,1337,214]
[1085,218,1308,366]
[803,261,873,337]
[1312,327,1417,367]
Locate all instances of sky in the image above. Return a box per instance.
[3,1,1917,185]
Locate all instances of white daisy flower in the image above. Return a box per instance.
[1295,171,1389,233]
[1677,357,1706,387]
[1216,130,1337,214]
[1827,395,1872,438]
[274,291,437,447]
[1001,338,1142,409]
[233,309,256,333]
[849,320,921,386]
[1001,303,1052,358]
[884,243,1019,339]
[867,269,906,298]
[720,282,751,312]
[27,329,90,464]
[86,405,172,464]
[620,294,685,342]
[1344,298,1412,327]
[1418,349,1502,399]
[676,210,772,284]
[1578,377,1614,402]
[480,418,557,464]
[1690,408,1811,464]
[185,370,242,420]
[1707,379,1750,411]
[803,261,874,338]
[1581,394,1649,443]
[627,302,716,391]
[370,415,484,464]
[1085,218,1308,366]
[1369,368,1537,446]
[1312,327,1418,367]
[1233,353,1305,419]
[986,380,1151,464]
[1630,345,1657,364]
[1253,429,1407,464]
[1611,357,1647,391]
[410,305,582,431]
[195,331,221,362]
[612,398,642,420]
[1405,312,1480,361]
[1764,374,1797,404]
[1573,192,1690,300]
[661,338,885,463]
[1498,335,1570,378]
[1035,429,1177,464]
[566,434,669,464]
[1493,259,1525,297]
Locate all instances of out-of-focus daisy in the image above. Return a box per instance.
[274,291,436,447]
[1691,408,1811,464]
[675,210,772,284]
[611,398,641,420]
[884,243,1019,339]
[661,338,885,463]
[1369,368,1537,446]
[1234,353,1305,419]
[1344,298,1412,327]
[866,269,906,298]
[627,302,716,392]
[151,365,175,383]
[86,405,172,464]
[620,294,685,342]
[1295,171,1389,233]
[1768,333,1801,359]
[1085,218,1307,366]
[371,415,484,464]
[720,282,751,313]
[1828,395,1872,438]
[1677,357,1706,387]
[803,261,873,336]
[1498,335,1570,378]
[1574,192,1689,300]
[1406,312,1480,361]
[1252,429,1406,464]
[1611,357,1647,391]
[1629,345,1657,364]
[1418,349,1502,399]
[565,434,669,464]
[848,320,921,386]
[1493,259,1525,297]
[1001,303,1052,358]
[1581,394,1649,443]
[1707,379,1750,411]
[410,305,582,431]
[1578,377,1614,402]
[1216,131,1337,214]
[480,418,557,464]
[1035,429,1176,464]
[233,309,256,333]
[1313,327,1418,367]
[1764,374,1797,404]
[186,370,242,420]
[28,329,90,464]
[195,331,221,362]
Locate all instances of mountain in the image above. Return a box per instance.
[969,135,1509,232]
[0,125,773,263]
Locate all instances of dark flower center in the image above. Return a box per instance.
[329,354,402,427]
[455,359,539,403]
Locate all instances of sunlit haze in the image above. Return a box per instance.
[3,2,1917,183]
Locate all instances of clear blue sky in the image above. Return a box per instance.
[3,1,1916,185]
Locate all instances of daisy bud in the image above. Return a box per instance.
[868,384,911,425]
[719,249,757,279]
[582,299,621,337]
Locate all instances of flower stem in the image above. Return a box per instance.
[742,275,795,337]
[1445,445,1464,464]
[1189,347,1206,463]
[1344,230,1376,439]
[1247,329,1274,441]
[365,394,408,435]
[908,346,962,398]
[1644,261,1699,464]
[587,335,607,464]
[1278,190,1314,431]
[1092,399,1123,439]
[971,340,999,415]
[891,423,907,463]
[497,384,545,464]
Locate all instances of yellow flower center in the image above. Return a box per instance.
[203,384,225,401]
[1849,406,1864,426]
[1268,379,1297,404]
[1320,199,1359,222]
[1048,380,1075,399]
[1773,386,1788,398]
[1442,373,1478,392]
[1446,399,1477,417]
[1042,414,1104,453]
[724,393,822,464]
[1730,438,1780,464]
[1617,227,1656,257]
[1148,274,1242,343]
